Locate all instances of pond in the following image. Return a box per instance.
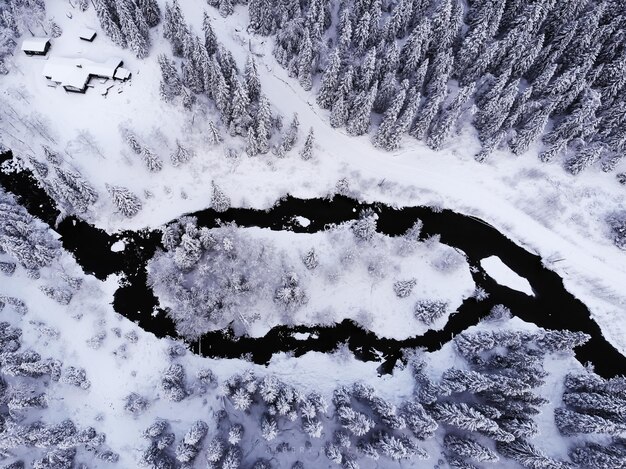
[1,150,624,377]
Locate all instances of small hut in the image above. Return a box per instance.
[79,28,97,42]
[22,38,51,56]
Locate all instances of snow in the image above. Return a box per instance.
[110,240,125,252]
[480,255,535,296]
[0,1,623,467]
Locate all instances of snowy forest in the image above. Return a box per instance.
[1,0,626,467]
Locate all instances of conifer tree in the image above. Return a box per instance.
[116,0,149,58]
[246,127,259,157]
[346,83,377,136]
[297,29,314,91]
[300,128,314,160]
[256,95,272,154]
[245,55,261,101]
[207,121,221,145]
[106,184,142,218]
[317,48,342,109]
[211,182,231,213]
[138,0,161,27]
[93,0,126,48]
[331,93,348,128]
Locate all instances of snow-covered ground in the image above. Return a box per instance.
[480,255,534,296]
[1,1,625,358]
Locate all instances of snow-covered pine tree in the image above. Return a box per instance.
[317,48,342,109]
[346,82,378,136]
[170,140,192,166]
[256,95,272,154]
[140,147,163,172]
[428,82,475,150]
[249,0,276,35]
[116,0,149,58]
[93,0,126,48]
[106,184,142,218]
[297,28,313,91]
[138,0,161,27]
[245,55,261,101]
[331,93,349,128]
[373,80,409,150]
[299,127,314,160]
[203,11,217,54]
[211,182,231,213]
[218,0,234,18]
[246,126,259,157]
[158,54,182,101]
[444,434,498,462]
[207,121,222,145]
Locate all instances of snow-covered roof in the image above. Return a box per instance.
[78,27,97,41]
[42,57,124,91]
[114,67,131,80]
[21,37,50,53]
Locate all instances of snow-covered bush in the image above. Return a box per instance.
[124,392,150,415]
[393,279,417,298]
[352,209,377,242]
[160,363,187,402]
[60,366,90,389]
[413,300,449,324]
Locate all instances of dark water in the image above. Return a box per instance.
[1,151,625,377]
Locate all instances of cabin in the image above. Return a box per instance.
[79,28,97,42]
[22,38,51,56]
[43,57,127,93]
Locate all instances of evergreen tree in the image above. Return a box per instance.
[245,55,261,101]
[256,95,272,154]
[373,80,409,150]
[444,434,499,462]
[93,0,126,48]
[249,0,276,35]
[158,54,182,101]
[509,101,556,155]
[300,127,314,160]
[331,93,349,128]
[346,83,378,136]
[317,48,342,109]
[138,0,161,27]
[246,127,259,157]
[428,83,475,150]
[219,0,234,18]
[207,121,222,145]
[106,184,142,218]
[116,0,149,58]
[211,182,230,213]
[297,29,313,91]
[203,12,217,54]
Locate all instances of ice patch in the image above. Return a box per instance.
[480,256,534,296]
[294,216,311,227]
[110,240,125,252]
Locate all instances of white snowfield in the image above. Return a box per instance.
[480,255,534,296]
[1,1,625,358]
